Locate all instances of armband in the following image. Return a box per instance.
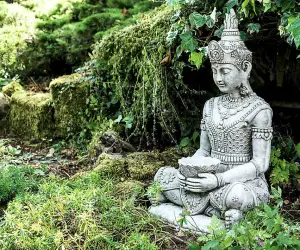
[200,119,207,131]
[252,127,273,141]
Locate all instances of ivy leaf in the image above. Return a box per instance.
[263,0,272,12]
[180,31,198,52]
[276,0,295,12]
[240,31,248,41]
[189,52,203,69]
[180,137,190,148]
[206,17,215,28]
[288,17,300,48]
[224,0,239,13]
[192,131,200,143]
[214,25,224,38]
[175,45,183,58]
[188,243,202,250]
[248,23,261,34]
[166,30,178,44]
[189,12,207,29]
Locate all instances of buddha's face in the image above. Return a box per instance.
[211,63,243,94]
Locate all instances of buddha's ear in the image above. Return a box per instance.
[242,61,252,74]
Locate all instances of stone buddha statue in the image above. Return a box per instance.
[149,9,273,232]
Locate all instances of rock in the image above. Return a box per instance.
[50,73,89,138]
[93,148,193,181]
[2,81,24,97]
[9,92,54,139]
[0,93,9,116]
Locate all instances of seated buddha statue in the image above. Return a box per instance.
[149,9,273,231]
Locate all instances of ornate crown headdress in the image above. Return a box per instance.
[208,9,252,70]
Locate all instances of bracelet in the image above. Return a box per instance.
[215,173,226,187]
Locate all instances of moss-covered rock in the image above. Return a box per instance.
[114,180,145,199]
[9,92,54,139]
[94,153,128,178]
[94,147,195,181]
[50,73,89,138]
[127,152,165,180]
[2,81,24,97]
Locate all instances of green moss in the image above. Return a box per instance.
[94,155,128,178]
[2,81,24,97]
[9,91,54,139]
[114,180,145,199]
[93,147,195,181]
[127,152,165,180]
[50,73,89,138]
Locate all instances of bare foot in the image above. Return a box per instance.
[225,209,243,228]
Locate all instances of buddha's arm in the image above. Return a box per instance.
[219,109,273,184]
[193,130,211,157]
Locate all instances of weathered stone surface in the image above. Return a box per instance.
[149,203,222,234]
[9,92,54,139]
[2,81,24,97]
[50,73,88,138]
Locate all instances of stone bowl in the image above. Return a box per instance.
[178,156,221,178]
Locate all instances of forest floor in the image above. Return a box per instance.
[0,135,299,249]
[0,135,194,249]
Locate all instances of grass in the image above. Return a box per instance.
[0,167,172,249]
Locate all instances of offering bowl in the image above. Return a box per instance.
[178,156,221,178]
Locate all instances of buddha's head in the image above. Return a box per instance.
[208,9,252,96]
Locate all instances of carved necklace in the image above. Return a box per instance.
[217,93,257,129]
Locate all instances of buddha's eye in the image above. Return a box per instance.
[212,68,217,74]
[222,68,232,74]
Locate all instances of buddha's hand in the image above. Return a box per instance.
[178,172,218,193]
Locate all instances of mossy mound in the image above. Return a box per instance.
[50,73,88,138]
[9,92,54,139]
[94,147,196,181]
[114,180,145,199]
[2,81,24,97]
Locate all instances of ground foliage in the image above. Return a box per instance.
[0,0,160,79]
[188,187,300,250]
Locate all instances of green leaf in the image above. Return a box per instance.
[206,17,215,28]
[202,240,220,250]
[276,0,295,12]
[288,17,300,48]
[224,0,239,13]
[189,12,207,29]
[180,137,191,148]
[295,143,300,157]
[180,31,198,52]
[248,23,261,34]
[188,243,202,250]
[214,25,224,38]
[192,131,200,143]
[242,0,250,10]
[239,31,248,41]
[189,52,203,69]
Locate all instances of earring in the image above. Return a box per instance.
[239,83,248,96]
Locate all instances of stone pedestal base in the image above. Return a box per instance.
[149,203,224,234]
